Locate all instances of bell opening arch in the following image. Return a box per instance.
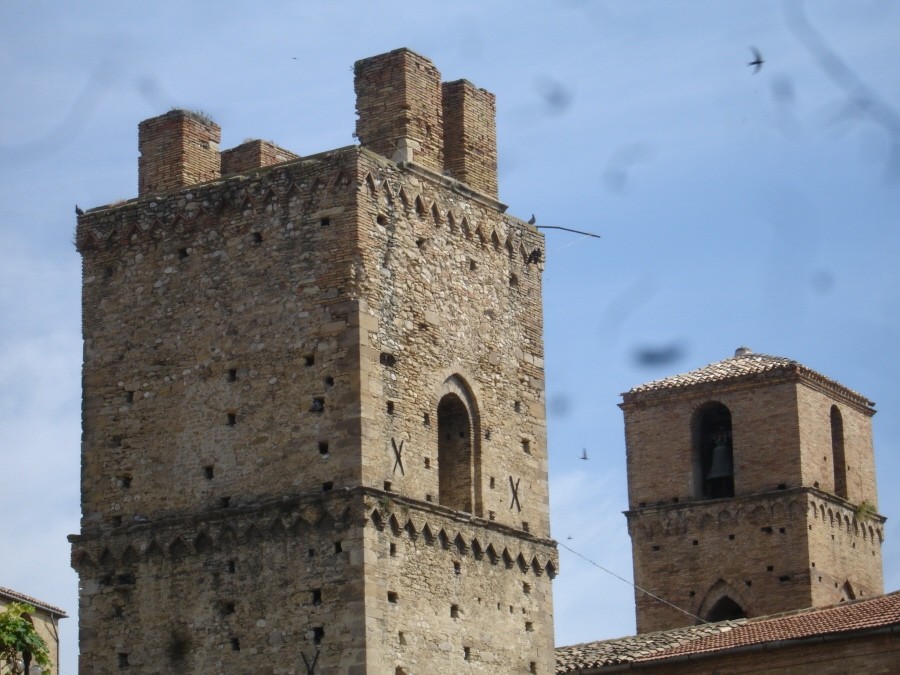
[692,402,734,500]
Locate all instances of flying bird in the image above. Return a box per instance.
[580,448,589,460]
[528,214,536,225]
[75,205,84,216]
[748,47,764,74]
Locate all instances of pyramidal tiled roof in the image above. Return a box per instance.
[623,347,871,406]
[555,591,900,672]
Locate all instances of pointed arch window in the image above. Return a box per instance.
[436,375,482,515]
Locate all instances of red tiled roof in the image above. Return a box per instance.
[555,621,746,672]
[555,592,900,672]
[639,591,900,662]
[623,347,873,408]
[0,586,68,617]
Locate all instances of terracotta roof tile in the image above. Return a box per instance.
[0,585,68,617]
[555,620,746,672]
[556,592,900,672]
[623,347,872,408]
[637,591,900,662]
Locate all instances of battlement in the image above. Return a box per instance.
[138,109,221,196]
[220,139,299,176]
[135,49,498,201]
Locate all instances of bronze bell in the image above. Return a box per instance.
[706,442,733,480]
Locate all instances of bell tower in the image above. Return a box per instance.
[621,348,885,633]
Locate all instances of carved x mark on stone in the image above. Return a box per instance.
[509,476,522,512]
[301,648,319,674]
[392,437,405,476]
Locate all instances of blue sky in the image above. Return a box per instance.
[1,1,898,671]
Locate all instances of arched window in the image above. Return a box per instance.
[831,405,847,499]
[436,375,481,514]
[693,403,734,499]
[705,596,747,622]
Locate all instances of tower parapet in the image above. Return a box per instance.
[138,109,221,196]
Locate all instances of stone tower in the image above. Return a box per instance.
[71,48,556,674]
[621,348,885,633]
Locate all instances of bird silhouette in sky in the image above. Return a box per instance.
[75,205,84,216]
[528,214,536,225]
[748,47,764,74]
[580,448,589,460]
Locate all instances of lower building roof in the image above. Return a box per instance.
[556,590,900,673]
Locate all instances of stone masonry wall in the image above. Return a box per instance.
[362,495,556,674]
[71,491,366,674]
[353,151,549,537]
[77,149,364,528]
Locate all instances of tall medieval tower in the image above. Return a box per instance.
[71,48,557,674]
[621,348,885,633]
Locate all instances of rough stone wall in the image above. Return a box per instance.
[442,80,498,198]
[71,491,367,674]
[138,110,221,197]
[221,140,300,176]
[77,148,363,527]
[622,373,883,633]
[353,151,549,537]
[362,495,556,674]
[354,49,444,173]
